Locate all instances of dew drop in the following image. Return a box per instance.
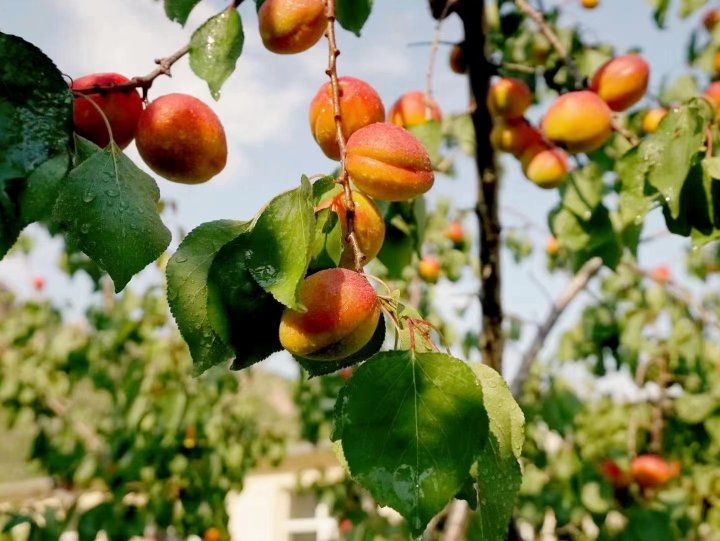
[82,191,95,203]
[174,255,189,263]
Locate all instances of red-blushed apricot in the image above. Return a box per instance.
[444,220,465,245]
[418,255,441,283]
[309,77,385,160]
[332,191,385,267]
[31,276,45,291]
[581,0,599,8]
[279,268,381,360]
[600,459,631,489]
[136,93,227,184]
[642,107,667,134]
[630,455,680,489]
[705,82,720,114]
[650,265,671,283]
[542,91,612,153]
[521,143,569,188]
[449,43,466,74]
[590,54,650,111]
[345,123,434,201]
[487,78,532,119]
[71,73,143,149]
[704,9,720,31]
[258,0,326,54]
[490,118,542,156]
[387,91,442,128]
[545,235,559,256]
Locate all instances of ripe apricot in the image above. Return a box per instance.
[418,256,441,283]
[279,268,381,360]
[521,143,569,188]
[490,118,542,156]
[332,191,385,267]
[545,235,559,256]
[309,77,385,160]
[705,82,720,114]
[487,78,532,119]
[650,265,671,283]
[600,459,630,489]
[203,528,221,541]
[590,54,650,111]
[542,90,612,153]
[258,0,326,54]
[71,73,143,149]
[581,0,599,8]
[704,9,720,31]
[444,220,465,245]
[630,454,680,489]
[136,93,227,184]
[345,123,434,201]
[449,43,466,74]
[642,108,667,134]
[387,91,442,128]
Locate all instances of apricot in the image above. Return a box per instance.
[705,82,720,114]
[590,54,650,111]
[704,9,720,31]
[490,118,542,156]
[545,235,559,256]
[279,268,381,360]
[135,93,227,184]
[487,78,532,119]
[345,123,434,201]
[542,91,612,153]
[521,143,569,188]
[650,265,671,283]
[630,454,680,489]
[449,43,466,74]
[418,256,441,283]
[332,191,385,267]
[444,220,465,245]
[203,528,221,541]
[387,91,442,128]
[309,77,385,160]
[600,459,630,489]
[642,107,667,134]
[581,0,599,8]
[71,73,143,149]
[258,0,326,54]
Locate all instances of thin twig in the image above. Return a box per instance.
[425,1,457,117]
[511,256,603,397]
[324,0,365,272]
[611,117,640,146]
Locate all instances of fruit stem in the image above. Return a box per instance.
[323,0,366,273]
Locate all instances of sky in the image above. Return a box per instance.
[0,0,716,382]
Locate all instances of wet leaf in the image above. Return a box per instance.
[336,0,373,36]
[164,0,202,25]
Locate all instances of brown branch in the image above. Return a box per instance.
[324,0,365,272]
[611,117,640,146]
[510,256,603,397]
[425,1,457,117]
[441,500,470,541]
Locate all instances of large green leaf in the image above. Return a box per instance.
[308,207,343,273]
[53,140,170,290]
[166,220,246,375]
[245,177,315,309]
[336,0,373,36]
[616,146,654,232]
[0,32,72,183]
[333,350,488,535]
[466,364,525,541]
[189,9,244,100]
[19,151,70,226]
[164,0,202,25]
[206,233,284,371]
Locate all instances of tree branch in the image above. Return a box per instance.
[511,256,603,397]
[441,500,470,541]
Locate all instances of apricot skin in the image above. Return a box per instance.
[332,191,386,267]
[590,54,649,112]
[630,455,680,489]
[521,143,569,188]
[388,91,442,128]
[704,9,720,31]
[581,0,599,8]
[345,123,434,201]
[279,268,381,361]
[258,0,326,54]
[487,78,532,119]
[309,77,385,160]
[135,93,227,184]
[542,91,612,153]
[490,118,542,156]
[71,73,143,150]
[419,256,441,283]
[705,82,720,114]
[642,108,667,134]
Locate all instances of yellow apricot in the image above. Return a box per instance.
[418,256,441,283]
[487,78,532,119]
[521,143,569,188]
[332,191,385,267]
[490,118,542,156]
[642,108,667,134]
[581,0,599,8]
[590,54,649,111]
[388,91,442,128]
[279,269,380,360]
[309,77,385,160]
[705,82,720,114]
[345,123,434,201]
[541,90,612,153]
[258,0,326,54]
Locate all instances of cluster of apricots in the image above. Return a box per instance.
[489,54,649,188]
[601,455,680,491]
[71,74,227,184]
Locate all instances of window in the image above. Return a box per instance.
[285,491,338,541]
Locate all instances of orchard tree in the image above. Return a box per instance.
[3,0,720,539]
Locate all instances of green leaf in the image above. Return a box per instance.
[206,233,284,371]
[705,157,720,179]
[246,177,315,309]
[166,220,245,375]
[189,9,244,100]
[334,351,488,535]
[52,141,171,290]
[680,0,709,18]
[443,114,476,157]
[649,0,671,28]
[19,151,70,225]
[408,121,443,167]
[675,393,718,424]
[308,208,343,272]
[467,364,525,541]
[659,75,699,104]
[616,146,654,232]
[164,0,202,25]
[336,0,373,36]
[0,32,72,183]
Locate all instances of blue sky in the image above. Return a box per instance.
[0,0,714,381]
